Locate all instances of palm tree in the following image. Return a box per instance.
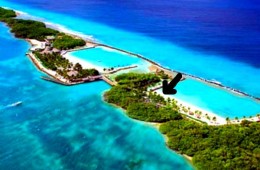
[235,117,239,122]
[167,97,171,104]
[257,114,260,121]
[226,117,230,124]
[213,116,217,122]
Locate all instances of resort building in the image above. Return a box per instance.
[30,39,46,51]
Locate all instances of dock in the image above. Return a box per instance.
[70,75,103,83]
[102,75,117,86]
[41,76,71,86]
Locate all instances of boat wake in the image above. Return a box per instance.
[5,101,23,108]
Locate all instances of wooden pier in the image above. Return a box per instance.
[102,75,117,86]
[41,76,71,86]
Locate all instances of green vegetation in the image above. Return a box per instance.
[53,34,86,50]
[105,72,260,170]
[0,7,16,21]
[105,73,182,122]
[160,120,260,170]
[34,51,70,71]
[34,52,99,80]
[1,7,93,81]
[0,7,85,49]
[115,73,160,89]
[128,103,182,122]
[5,19,59,41]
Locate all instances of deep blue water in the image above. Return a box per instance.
[6,0,260,68]
[0,23,192,169]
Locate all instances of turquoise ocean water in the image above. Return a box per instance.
[0,0,260,169]
[0,1,259,119]
[1,0,260,98]
[168,79,260,118]
[0,23,192,169]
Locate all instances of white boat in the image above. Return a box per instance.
[7,101,23,107]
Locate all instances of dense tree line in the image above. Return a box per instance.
[0,7,16,21]
[148,91,167,105]
[1,7,86,49]
[105,73,181,122]
[127,103,182,122]
[34,52,99,80]
[105,72,260,170]
[53,34,86,50]
[160,120,260,170]
[34,52,70,71]
[5,19,59,41]
[115,73,160,90]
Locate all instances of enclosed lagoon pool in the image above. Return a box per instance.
[69,46,150,72]
[158,78,260,119]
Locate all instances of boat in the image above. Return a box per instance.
[7,101,23,107]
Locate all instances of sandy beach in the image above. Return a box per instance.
[154,89,227,125]
[27,52,70,84]
[63,53,103,72]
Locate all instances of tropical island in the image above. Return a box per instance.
[0,7,100,85]
[104,72,260,170]
[1,7,260,170]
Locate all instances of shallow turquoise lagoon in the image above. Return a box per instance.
[0,23,192,170]
[172,79,260,118]
[70,47,149,71]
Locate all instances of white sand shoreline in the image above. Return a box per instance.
[155,89,260,125]
[15,10,96,42]
[63,53,103,72]
[155,90,227,125]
